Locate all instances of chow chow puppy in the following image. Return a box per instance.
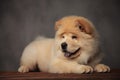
[18,16,110,73]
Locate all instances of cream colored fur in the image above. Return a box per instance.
[18,16,110,73]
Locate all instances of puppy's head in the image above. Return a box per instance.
[55,16,98,59]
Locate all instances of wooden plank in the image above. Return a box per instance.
[0,69,120,80]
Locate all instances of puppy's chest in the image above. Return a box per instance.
[76,57,90,65]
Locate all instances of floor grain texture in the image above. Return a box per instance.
[0,69,120,80]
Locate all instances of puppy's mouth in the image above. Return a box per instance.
[62,48,80,57]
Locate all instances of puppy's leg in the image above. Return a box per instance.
[18,65,29,73]
[94,64,110,72]
[18,60,37,73]
[49,58,93,73]
[18,45,37,73]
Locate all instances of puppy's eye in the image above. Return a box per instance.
[79,25,85,32]
[72,36,77,39]
[62,35,65,38]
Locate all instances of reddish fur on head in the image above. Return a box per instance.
[55,16,95,37]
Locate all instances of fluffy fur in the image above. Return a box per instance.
[18,16,110,73]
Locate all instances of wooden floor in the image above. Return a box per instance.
[0,69,120,80]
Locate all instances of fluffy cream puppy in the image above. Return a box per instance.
[18,16,110,73]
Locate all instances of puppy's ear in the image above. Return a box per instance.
[76,18,94,35]
[55,20,62,31]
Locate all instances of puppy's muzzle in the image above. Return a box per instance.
[61,42,80,57]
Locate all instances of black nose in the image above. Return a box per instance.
[61,42,67,50]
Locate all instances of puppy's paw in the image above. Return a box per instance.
[94,64,110,72]
[78,65,93,73]
[18,66,29,73]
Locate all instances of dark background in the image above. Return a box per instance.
[0,0,120,71]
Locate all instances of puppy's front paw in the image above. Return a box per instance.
[78,65,93,73]
[18,66,29,73]
[94,64,110,72]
